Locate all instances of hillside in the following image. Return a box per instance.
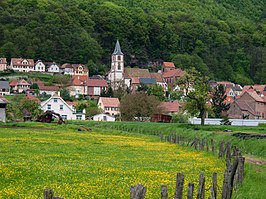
[0,0,265,84]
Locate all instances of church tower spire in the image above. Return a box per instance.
[108,40,124,89]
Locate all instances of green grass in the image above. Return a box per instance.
[0,122,225,198]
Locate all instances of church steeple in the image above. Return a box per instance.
[113,40,123,55]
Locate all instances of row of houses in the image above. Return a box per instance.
[0,57,89,75]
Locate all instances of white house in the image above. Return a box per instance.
[92,113,115,122]
[47,63,60,73]
[10,58,34,72]
[60,63,74,75]
[34,60,45,72]
[41,94,85,120]
[98,97,120,116]
[0,58,7,71]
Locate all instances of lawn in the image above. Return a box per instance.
[0,123,225,198]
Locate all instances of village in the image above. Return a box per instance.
[0,40,266,123]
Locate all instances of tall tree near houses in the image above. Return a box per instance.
[211,84,230,118]
[178,68,210,125]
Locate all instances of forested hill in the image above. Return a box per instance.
[0,0,265,84]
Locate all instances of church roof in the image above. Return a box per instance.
[113,40,123,55]
[124,68,151,79]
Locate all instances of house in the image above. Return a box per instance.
[124,68,151,91]
[228,91,266,119]
[87,79,108,99]
[73,64,89,76]
[41,94,85,120]
[162,62,175,73]
[10,79,30,93]
[39,85,60,96]
[98,97,120,116]
[0,97,8,123]
[225,87,236,98]
[151,73,168,91]
[160,101,180,114]
[34,60,45,72]
[92,113,116,122]
[67,75,89,97]
[0,58,7,71]
[46,62,60,73]
[0,81,10,96]
[232,85,242,96]
[10,58,34,72]
[60,63,74,75]
[162,68,185,86]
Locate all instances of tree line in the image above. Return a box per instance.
[0,0,265,84]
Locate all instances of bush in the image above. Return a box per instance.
[171,113,189,123]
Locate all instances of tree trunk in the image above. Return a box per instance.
[200,110,205,125]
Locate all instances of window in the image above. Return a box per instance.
[62,115,67,120]
[54,98,58,103]
[117,56,121,61]
[60,105,63,110]
[103,116,107,121]
[117,63,121,70]
[47,104,51,110]
[76,115,82,120]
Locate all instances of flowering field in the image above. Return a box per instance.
[0,123,225,198]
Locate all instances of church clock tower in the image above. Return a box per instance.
[108,40,124,89]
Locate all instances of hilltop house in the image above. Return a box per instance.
[46,62,60,73]
[0,81,10,96]
[73,64,89,76]
[39,85,60,96]
[67,75,89,97]
[0,58,7,71]
[60,63,74,75]
[41,94,85,120]
[10,79,30,93]
[162,62,175,73]
[98,97,120,116]
[10,58,34,72]
[34,60,45,72]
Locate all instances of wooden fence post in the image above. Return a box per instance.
[225,142,231,161]
[187,182,194,199]
[44,189,54,199]
[130,184,146,199]
[161,185,168,199]
[234,156,245,190]
[218,141,225,158]
[206,139,209,152]
[211,139,215,153]
[210,172,217,199]
[197,173,205,199]
[175,173,185,199]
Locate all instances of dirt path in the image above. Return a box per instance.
[245,156,266,165]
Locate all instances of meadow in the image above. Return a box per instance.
[0,122,226,198]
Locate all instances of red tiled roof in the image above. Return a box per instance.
[163,62,175,68]
[100,97,120,107]
[131,77,140,84]
[71,76,89,86]
[66,101,79,106]
[39,85,59,91]
[10,79,30,86]
[150,73,163,82]
[225,96,234,104]
[88,79,108,87]
[234,101,257,116]
[217,81,234,85]
[160,101,180,113]
[225,88,232,95]
[162,68,185,78]
[247,91,264,102]
[124,68,151,79]
[11,58,34,66]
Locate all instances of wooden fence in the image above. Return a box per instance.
[43,128,245,199]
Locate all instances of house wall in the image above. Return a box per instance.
[98,98,120,116]
[238,93,256,112]
[255,101,266,119]
[0,108,6,123]
[0,63,7,71]
[48,64,60,73]
[92,114,115,122]
[34,62,45,72]
[68,85,87,96]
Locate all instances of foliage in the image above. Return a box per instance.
[178,68,210,125]
[120,92,162,121]
[211,84,231,118]
[147,84,165,101]
[171,113,189,124]
[6,95,42,120]
[75,100,102,117]
[0,0,265,84]
[60,88,71,101]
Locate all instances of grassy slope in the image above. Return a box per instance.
[0,122,225,198]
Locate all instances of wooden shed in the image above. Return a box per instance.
[151,114,172,123]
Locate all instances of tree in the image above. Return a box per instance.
[211,84,231,118]
[178,68,210,125]
[120,92,162,121]
[147,84,165,101]
[75,100,102,117]
[60,88,71,101]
